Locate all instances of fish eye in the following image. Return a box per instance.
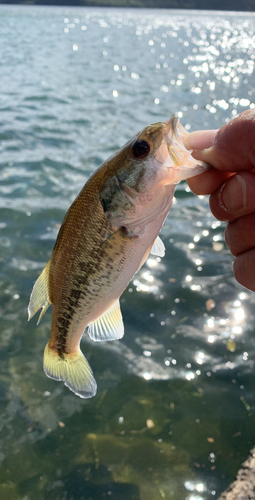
[132,140,150,159]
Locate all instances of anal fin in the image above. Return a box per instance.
[28,259,52,324]
[88,300,124,342]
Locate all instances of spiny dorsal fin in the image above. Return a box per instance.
[43,343,97,399]
[150,236,165,257]
[28,259,52,324]
[88,300,124,342]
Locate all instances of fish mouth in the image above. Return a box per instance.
[164,113,187,139]
[163,114,210,180]
[164,114,191,160]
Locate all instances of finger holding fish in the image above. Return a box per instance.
[184,110,255,197]
[28,114,209,399]
[184,110,255,292]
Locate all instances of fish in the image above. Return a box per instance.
[28,114,209,399]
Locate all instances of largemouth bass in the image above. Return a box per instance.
[28,115,208,399]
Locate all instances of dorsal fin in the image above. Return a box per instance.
[88,300,124,342]
[28,259,52,324]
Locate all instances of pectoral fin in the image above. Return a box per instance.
[88,300,124,342]
[28,259,52,324]
[150,236,165,257]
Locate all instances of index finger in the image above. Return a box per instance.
[184,109,255,172]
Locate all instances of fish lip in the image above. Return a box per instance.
[163,114,211,178]
[164,114,177,137]
[169,113,179,136]
[164,113,188,145]
[163,113,189,165]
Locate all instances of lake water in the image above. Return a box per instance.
[1,5,255,499]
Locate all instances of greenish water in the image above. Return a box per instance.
[1,5,255,499]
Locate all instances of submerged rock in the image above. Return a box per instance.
[48,432,191,500]
[218,446,255,500]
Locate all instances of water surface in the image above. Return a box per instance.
[1,5,255,499]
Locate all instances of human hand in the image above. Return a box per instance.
[183,109,255,292]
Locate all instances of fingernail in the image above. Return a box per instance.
[183,129,218,150]
[220,174,247,211]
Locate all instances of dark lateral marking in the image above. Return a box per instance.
[78,262,87,272]
[56,287,83,355]
[56,321,70,356]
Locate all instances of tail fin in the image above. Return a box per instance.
[43,343,97,399]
